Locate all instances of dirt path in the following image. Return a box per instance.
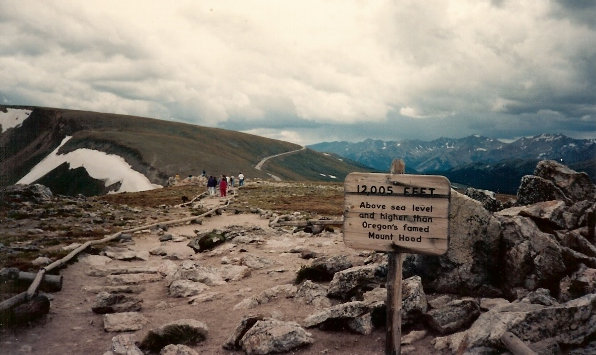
[0,194,394,354]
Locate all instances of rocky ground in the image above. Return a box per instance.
[0,160,595,355]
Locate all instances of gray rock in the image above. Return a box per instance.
[150,247,168,256]
[171,261,225,286]
[108,334,143,355]
[160,344,198,355]
[187,230,226,252]
[441,293,596,352]
[479,297,510,311]
[560,264,596,301]
[294,280,332,309]
[302,300,379,333]
[169,280,210,298]
[534,160,596,203]
[464,187,503,212]
[425,298,480,335]
[82,285,145,294]
[327,263,386,299]
[159,233,174,242]
[518,288,558,306]
[401,330,427,345]
[234,284,297,310]
[241,255,274,269]
[404,191,503,296]
[497,200,567,229]
[107,273,163,285]
[103,312,148,332]
[240,319,313,354]
[402,276,428,326]
[140,319,208,352]
[31,256,52,266]
[517,175,571,206]
[223,315,266,350]
[218,265,251,282]
[104,246,143,261]
[347,313,373,335]
[499,216,566,296]
[92,292,143,313]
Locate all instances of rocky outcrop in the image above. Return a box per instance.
[327,263,387,299]
[517,160,595,205]
[436,293,596,353]
[404,191,502,296]
[464,187,503,212]
[425,298,480,335]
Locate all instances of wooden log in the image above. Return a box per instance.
[386,159,405,355]
[500,332,537,355]
[0,292,28,313]
[2,271,63,292]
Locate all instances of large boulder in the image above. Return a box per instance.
[534,160,596,203]
[295,255,353,283]
[404,191,502,296]
[302,300,380,334]
[234,319,313,354]
[464,187,503,212]
[437,293,596,353]
[327,263,387,299]
[425,298,480,335]
[498,216,566,296]
[517,175,571,206]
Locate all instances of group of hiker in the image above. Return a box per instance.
[206,172,245,197]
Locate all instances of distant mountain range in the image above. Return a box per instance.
[0,105,370,196]
[309,134,596,194]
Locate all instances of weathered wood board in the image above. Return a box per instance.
[343,173,450,255]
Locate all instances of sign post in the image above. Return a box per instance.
[343,159,450,354]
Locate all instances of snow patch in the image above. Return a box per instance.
[475,148,487,152]
[17,136,161,193]
[0,108,31,132]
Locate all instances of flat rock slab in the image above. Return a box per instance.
[104,312,148,332]
[107,273,163,285]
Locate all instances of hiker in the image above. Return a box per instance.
[220,175,228,197]
[230,175,235,187]
[238,172,245,186]
[207,176,217,196]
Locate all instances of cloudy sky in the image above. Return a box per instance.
[1,1,595,145]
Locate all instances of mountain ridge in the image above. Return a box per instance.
[1,105,370,195]
[309,133,596,193]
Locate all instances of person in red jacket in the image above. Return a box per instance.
[219,174,228,197]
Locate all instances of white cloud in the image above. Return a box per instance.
[0,0,594,142]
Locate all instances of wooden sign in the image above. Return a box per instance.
[344,172,450,255]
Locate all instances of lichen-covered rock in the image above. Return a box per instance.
[440,293,596,353]
[402,276,428,326]
[170,261,225,286]
[168,280,210,298]
[517,175,571,206]
[327,263,387,299]
[425,298,480,335]
[499,216,566,296]
[302,300,380,333]
[464,187,503,212]
[92,292,142,313]
[107,334,143,355]
[160,344,198,355]
[239,319,313,354]
[223,315,266,350]
[534,160,596,203]
[140,319,208,352]
[103,312,148,332]
[234,284,297,310]
[294,280,331,309]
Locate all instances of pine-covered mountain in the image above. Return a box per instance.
[0,105,370,196]
[309,134,596,194]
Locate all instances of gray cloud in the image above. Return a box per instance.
[0,0,594,145]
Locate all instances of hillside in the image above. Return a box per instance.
[0,105,371,195]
